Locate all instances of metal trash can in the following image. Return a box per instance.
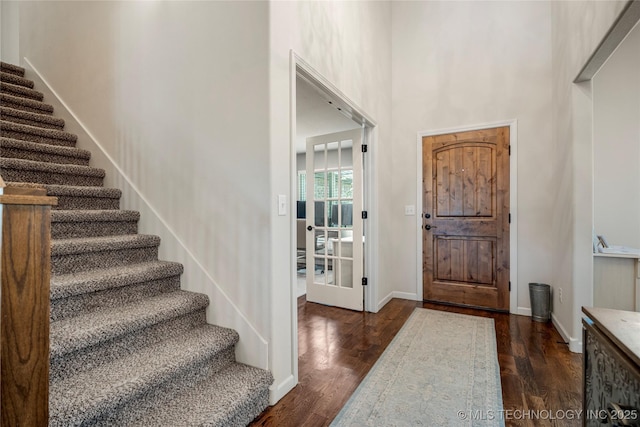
[529,283,551,322]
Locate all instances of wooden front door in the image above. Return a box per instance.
[422,127,510,311]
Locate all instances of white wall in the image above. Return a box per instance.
[550,0,627,351]
[18,0,271,367]
[1,0,20,64]
[593,22,640,248]
[391,1,554,313]
[269,0,392,401]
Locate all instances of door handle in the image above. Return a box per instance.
[425,225,437,230]
[307,225,313,231]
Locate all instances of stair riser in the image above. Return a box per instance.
[78,349,237,427]
[0,97,53,115]
[50,310,208,383]
[52,245,158,275]
[1,146,90,166]
[1,83,43,101]
[1,129,76,147]
[1,114,64,130]
[51,275,181,321]
[52,220,138,239]
[0,168,103,187]
[0,73,34,89]
[53,195,120,211]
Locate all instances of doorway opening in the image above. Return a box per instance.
[294,79,362,302]
[292,52,376,310]
[289,50,378,384]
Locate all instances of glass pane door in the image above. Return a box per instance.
[306,129,363,311]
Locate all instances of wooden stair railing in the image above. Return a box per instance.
[0,179,57,426]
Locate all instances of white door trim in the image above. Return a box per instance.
[416,120,520,315]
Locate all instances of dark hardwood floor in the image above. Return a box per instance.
[250,297,582,427]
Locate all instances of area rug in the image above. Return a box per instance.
[331,308,504,426]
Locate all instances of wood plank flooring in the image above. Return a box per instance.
[250,297,583,427]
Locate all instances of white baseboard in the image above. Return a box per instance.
[269,374,296,405]
[377,292,394,311]
[377,291,419,311]
[22,58,270,369]
[568,336,582,353]
[516,307,532,316]
[551,313,582,353]
[394,291,419,301]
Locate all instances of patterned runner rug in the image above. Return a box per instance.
[331,308,504,426]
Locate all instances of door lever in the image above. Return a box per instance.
[425,224,437,230]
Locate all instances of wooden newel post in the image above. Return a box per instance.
[0,185,57,426]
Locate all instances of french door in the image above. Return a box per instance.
[305,129,364,311]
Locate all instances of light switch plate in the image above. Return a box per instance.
[405,205,416,216]
[278,195,287,216]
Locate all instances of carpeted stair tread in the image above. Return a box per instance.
[51,209,140,239]
[1,106,65,129]
[1,137,90,165]
[127,363,273,427]
[0,72,34,89]
[0,157,101,175]
[51,209,139,224]
[51,234,159,275]
[49,323,239,427]
[7,182,121,209]
[50,290,210,358]
[21,183,121,210]
[0,93,54,115]
[0,120,77,146]
[0,158,104,188]
[51,260,182,300]
[29,183,120,198]
[0,81,44,101]
[0,62,25,77]
[51,234,160,257]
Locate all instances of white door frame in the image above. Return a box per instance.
[416,120,520,315]
[289,51,379,384]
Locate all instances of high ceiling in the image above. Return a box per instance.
[295,77,360,153]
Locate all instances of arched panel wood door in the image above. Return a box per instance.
[422,127,510,311]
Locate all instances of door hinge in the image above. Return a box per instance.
[509,281,511,291]
[362,211,368,219]
[509,213,511,223]
[361,144,368,153]
[362,277,368,286]
[508,145,511,156]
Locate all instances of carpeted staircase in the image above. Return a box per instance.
[0,61,272,426]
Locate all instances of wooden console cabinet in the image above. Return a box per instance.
[583,307,640,426]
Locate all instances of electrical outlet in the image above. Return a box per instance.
[558,288,563,304]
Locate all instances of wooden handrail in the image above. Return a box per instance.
[0,186,57,426]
